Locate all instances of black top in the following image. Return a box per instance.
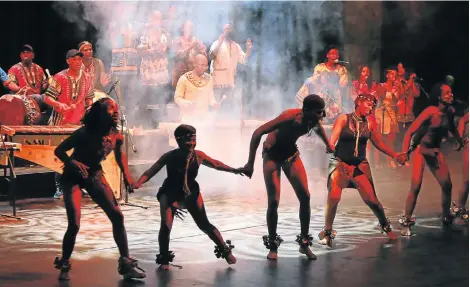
[159,149,200,202]
[334,114,371,166]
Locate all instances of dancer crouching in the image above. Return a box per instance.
[134,124,245,270]
[243,94,334,260]
[319,94,407,246]
[53,98,145,280]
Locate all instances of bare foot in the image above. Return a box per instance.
[225,253,237,264]
[267,250,278,260]
[299,246,317,260]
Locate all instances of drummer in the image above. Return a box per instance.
[79,41,112,93]
[4,44,47,96]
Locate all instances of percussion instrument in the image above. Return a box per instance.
[0,125,123,199]
[0,94,47,125]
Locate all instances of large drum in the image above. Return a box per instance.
[0,94,50,125]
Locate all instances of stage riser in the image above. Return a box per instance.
[0,172,56,200]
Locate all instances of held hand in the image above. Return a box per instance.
[232,167,246,176]
[69,159,90,179]
[242,163,254,179]
[394,152,408,166]
[133,179,143,190]
[125,177,135,193]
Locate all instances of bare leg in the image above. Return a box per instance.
[186,193,236,264]
[87,172,145,279]
[457,146,469,208]
[424,152,453,220]
[405,149,426,217]
[282,157,316,259]
[352,164,396,240]
[156,194,175,270]
[263,156,282,259]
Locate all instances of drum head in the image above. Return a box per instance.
[0,94,45,125]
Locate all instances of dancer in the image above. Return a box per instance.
[134,124,244,270]
[400,83,464,236]
[318,94,406,246]
[451,112,469,223]
[53,98,145,281]
[243,94,334,260]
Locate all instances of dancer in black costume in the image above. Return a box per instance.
[134,124,245,270]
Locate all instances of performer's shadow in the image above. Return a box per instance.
[213,267,236,285]
[155,268,173,287]
[118,278,146,287]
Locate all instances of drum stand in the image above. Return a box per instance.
[0,126,22,220]
[109,83,148,209]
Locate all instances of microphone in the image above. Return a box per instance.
[335,59,349,65]
[108,80,120,95]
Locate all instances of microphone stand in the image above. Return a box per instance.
[0,123,22,220]
[109,81,148,209]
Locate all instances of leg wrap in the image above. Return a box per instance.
[451,201,469,221]
[318,228,337,241]
[54,257,71,272]
[262,234,283,250]
[398,215,416,227]
[155,251,175,265]
[295,234,313,247]
[214,240,235,260]
[377,218,393,233]
[118,256,145,274]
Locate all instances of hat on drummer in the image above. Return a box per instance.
[65,49,83,59]
[20,44,34,54]
[78,41,92,52]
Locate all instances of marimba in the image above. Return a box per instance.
[0,125,122,199]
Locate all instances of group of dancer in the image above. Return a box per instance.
[52,85,467,280]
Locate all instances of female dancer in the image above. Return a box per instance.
[243,94,334,260]
[53,98,145,280]
[452,112,469,223]
[134,124,244,270]
[400,83,464,235]
[318,94,407,246]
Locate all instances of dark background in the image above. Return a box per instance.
[0,1,467,115]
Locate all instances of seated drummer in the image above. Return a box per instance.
[43,49,94,126]
[4,44,48,96]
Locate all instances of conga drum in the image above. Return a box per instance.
[0,94,46,125]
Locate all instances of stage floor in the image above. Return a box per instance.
[0,152,468,287]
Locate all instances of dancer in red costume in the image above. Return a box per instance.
[399,83,464,236]
[318,94,407,246]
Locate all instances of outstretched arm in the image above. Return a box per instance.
[197,151,242,174]
[449,108,465,150]
[114,133,133,186]
[135,152,169,188]
[246,111,295,168]
[401,107,433,153]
